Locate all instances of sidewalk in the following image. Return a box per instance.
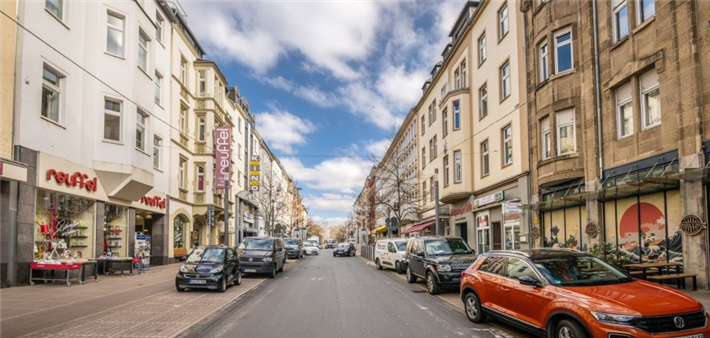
[0,263,266,337]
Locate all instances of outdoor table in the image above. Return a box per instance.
[30,263,82,287]
[96,257,135,276]
[624,262,682,279]
[80,260,99,284]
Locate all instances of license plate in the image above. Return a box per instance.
[244,269,256,273]
[188,279,206,285]
[673,335,703,338]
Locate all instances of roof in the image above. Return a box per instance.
[482,248,588,260]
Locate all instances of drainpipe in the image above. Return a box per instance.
[592,0,603,180]
[523,12,534,248]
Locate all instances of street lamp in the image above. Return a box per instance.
[434,168,440,236]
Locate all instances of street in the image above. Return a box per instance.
[182,250,525,338]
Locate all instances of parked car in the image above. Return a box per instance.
[460,249,710,338]
[375,239,408,274]
[333,242,356,257]
[405,236,476,295]
[175,246,241,292]
[326,239,336,249]
[237,237,286,278]
[284,238,304,259]
[303,241,320,255]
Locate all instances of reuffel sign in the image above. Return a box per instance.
[249,155,260,191]
[214,127,231,189]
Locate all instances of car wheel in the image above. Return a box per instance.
[279,259,285,272]
[464,292,486,323]
[269,265,276,279]
[218,277,227,293]
[395,261,404,274]
[376,259,383,270]
[234,271,242,285]
[406,265,417,283]
[176,285,185,292]
[426,272,441,295]
[556,319,587,338]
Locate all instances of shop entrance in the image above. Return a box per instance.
[457,222,468,243]
[492,222,502,250]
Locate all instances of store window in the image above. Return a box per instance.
[106,11,124,57]
[174,215,188,249]
[103,98,122,142]
[638,0,655,23]
[104,204,128,257]
[34,191,95,261]
[640,69,661,129]
[557,109,576,155]
[504,223,521,250]
[616,81,633,138]
[541,116,551,159]
[477,215,490,254]
[613,0,629,42]
[42,65,63,123]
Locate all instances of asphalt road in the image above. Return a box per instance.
[184,250,522,338]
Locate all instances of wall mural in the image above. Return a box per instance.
[543,206,585,250]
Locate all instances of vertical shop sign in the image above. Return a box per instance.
[503,202,522,224]
[249,155,260,191]
[214,127,231,189]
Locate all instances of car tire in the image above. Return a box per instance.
[279,259,285,272]
[463,292,486,323]
[426,272,442,295]
[218,277,227,293]
[556,319,587,338]
[395,261,404,274]
[376,259,383,270]
[176,285,185,292]
[234,271,242,285]
[406,265,417,283]
[269,265,276,279]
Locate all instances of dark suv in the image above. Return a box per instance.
[333,242,356,257]
[405,236,476,294]
[284,238,304,259]
[237,237,287,278]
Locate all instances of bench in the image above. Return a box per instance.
[647,273,697,290]
[628,268,659,277]
[173,248,188,260]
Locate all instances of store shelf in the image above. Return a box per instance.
[70,245,88,248]
[70,236,88,239]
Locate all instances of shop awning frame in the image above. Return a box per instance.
[401,220,435,234]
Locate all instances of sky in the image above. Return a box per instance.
[181,0,467,227]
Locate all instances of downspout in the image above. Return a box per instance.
[523,12,534,248]
[592,0,603,180]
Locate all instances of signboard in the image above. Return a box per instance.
[249,155,261,191]
[503,202,521,223]
[214,127,231,189]
[243,211,254,224]
[207,206,215,227]
[474,191,504,208]
[477,215,490,228]
[451,203,472,217]
[135,234,151,268]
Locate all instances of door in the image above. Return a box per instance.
[492,221,502,250]
[409,240,426,277]
[458,222,468,243]
[503,258,549,329]
[274,240,285,269]
[226,249,237,281]
[476,256,509,313]
[386,242,397,267]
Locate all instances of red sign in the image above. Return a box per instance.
[140,195,166,209]
[214,127,231,189]
[451,203,472,217]
[30,263,82,270]
[46,169,97,192]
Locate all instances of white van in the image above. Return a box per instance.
[374,239,409,274]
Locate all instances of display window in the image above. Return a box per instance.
[104,204,129,257]
[34,190,96,261]
[542,206,585,250]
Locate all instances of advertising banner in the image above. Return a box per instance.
[249,155,261,191]
[214,127,231,189]
[135,234,151,268]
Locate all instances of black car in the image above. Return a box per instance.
[284,238,304,259]
[175,246,241,292]
[333,242,356,257]
[237,237,287,278]
[404,236,476,295]
[325,239,335,249]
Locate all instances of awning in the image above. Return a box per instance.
[401,220,435,234]
[375,226,387,233]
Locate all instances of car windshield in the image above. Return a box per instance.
[239,239,274,251]
[395,241,407,251]
[533,255,633,286]
[284,239,299,246]
[337,243,348,248]
[425,238,473,256]
[304,242,314,247]
[186,247,225,264]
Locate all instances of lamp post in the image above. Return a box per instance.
[435,168,440,236]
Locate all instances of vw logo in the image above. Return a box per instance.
[674,316,685,329]
[248,257,253,262]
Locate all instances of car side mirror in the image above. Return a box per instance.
[518,275,543,287]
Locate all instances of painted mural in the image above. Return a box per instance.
[543,206,586,250]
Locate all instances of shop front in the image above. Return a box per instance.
[472,188,527,255]
[449,198,473,245]
[132,192,167,266]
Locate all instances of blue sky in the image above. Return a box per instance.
[182,0,466,226]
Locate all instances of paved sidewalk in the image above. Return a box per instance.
[0,263,268,337]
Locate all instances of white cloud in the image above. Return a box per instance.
[294,86,337,108]
[280,157,372,193]
[376,65,430,112]
[366,139,391,159]
[312,216,348,227]
[255,106,316,154]
[261,76,293,92]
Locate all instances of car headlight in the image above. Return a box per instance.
[436,263,452,272]
[590,312,640,326]
[210,266,223,274]
[179,264,189,273]
[263,257,273,262]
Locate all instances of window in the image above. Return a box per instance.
[106,12,124,57]
[454,150,462,183]
[429,177,434,202]
[197,115,206,142]
[507,258,534,279]
[154,71,162,104]
[478,33,486,65]
[198,71,206,97]
[136,110,148,151]
[499,4,509,40]
[554,28,573,73]
[196,164,205,191]
[179,106,187,135]
[556,109,576,155]
[454,69,461,90]
[613,0,629,42]
[539,43,549,82]
[461,60,467,87]
[138,30,149,71]
[428,103,433,125]
[541,117,551,160]
[444,155,450,187]
[442,108,449,137]
[616,81,633,138]
[103,99,122,142]
[481,140,489,177]
[638,0,655,23]
[421,115,425,134]
[432,99,437,123]
[422,147,426,167]
[640,69,661,128]
[501,62,511,100]
[479,85,488,118]
[174,215,187,248]
[45,0,63,19]
[41,65,62,122]
[503,125,513,166]
[180,57,187,84]
[153,136,162,170]
[453,101,461,130]
[422,182,427,203]
[155,12,164,43]
[179,158,187,189]
[238,144,242,159]
[433,136,438,160]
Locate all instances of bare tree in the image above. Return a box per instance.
[330,225,348,242]
[251,164,288,236]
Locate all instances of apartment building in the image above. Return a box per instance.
[522,0,710,286]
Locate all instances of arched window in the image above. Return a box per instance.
[174,215,188,248]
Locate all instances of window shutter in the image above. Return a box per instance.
[616,81,632,104]
[541,116,550,133]
[556,109,575,126]
[640,69,659,93]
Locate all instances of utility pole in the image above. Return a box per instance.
[434,168,440,236]
[223,179,229,246]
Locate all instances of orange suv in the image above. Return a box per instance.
[460,249,710,338]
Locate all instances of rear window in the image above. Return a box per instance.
[478,256,507,276]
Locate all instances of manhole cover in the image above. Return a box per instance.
[412,289,427,293]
